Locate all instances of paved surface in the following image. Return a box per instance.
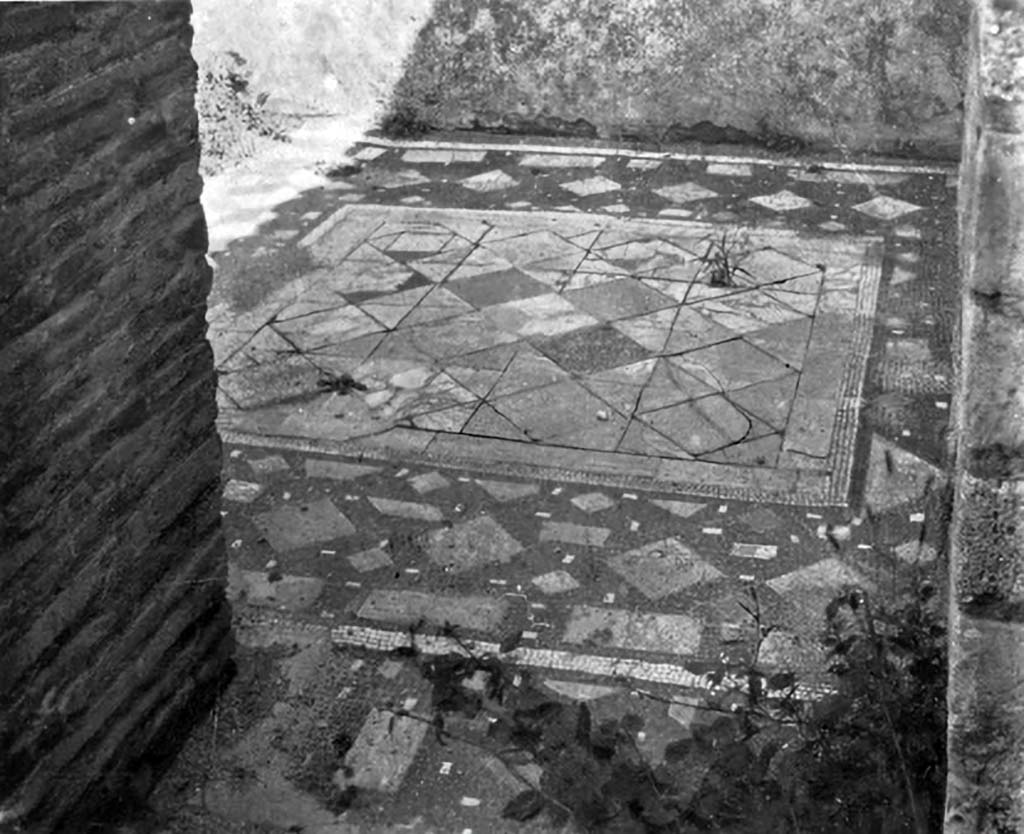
[142,136,957,833]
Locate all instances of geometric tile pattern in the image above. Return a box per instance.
[606,537,723,599]
[226,204,882,504]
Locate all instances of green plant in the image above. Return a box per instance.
[195,50,294,175]
[694,230,753,288]
[392,552,945,832]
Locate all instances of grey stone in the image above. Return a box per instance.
[254,498,356,551]
[423,515,524,572]
[356,589,511,632]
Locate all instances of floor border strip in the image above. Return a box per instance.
[358,136,956,176]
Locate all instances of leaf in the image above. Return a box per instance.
[499,629,523,653]
[501,789,545,822]
[575,702,592,749]
[767,671,796,691]
[432,711,447,746]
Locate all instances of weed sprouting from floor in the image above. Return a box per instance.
[695,230,754,289]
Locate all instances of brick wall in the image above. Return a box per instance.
[0,3,231,830]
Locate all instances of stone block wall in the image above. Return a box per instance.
[0,3,230,830]
[384,0,968,159]
[947,0,1024,830]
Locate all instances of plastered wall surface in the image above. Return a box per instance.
[385,0,967,158]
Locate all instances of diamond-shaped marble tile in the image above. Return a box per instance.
[360,168,430,189]
[674,340,793,392]
[484,229,589,270]
[532,570,581,594]
[617,421,691,458]
[653,182,719,203]
[749,190,814,211]
[482,293,599,339]
[565,278,675,322]
[353,145,387,161]
[688,291,807,335]
[408,471,450,494]
[398,287,475,328]
[319,261,417,298]
[626,158,663,170]
[610,308,677,352]
[743,318,813,370]
[767,557,871,596]
[650,499,706,518]
[520,153,604,168]
[403,148,486,164]
[819,220,848,232]
[862,434,945,511]
[641,395,759,456]
[736,506,783,534]
[271,306,384,351]
[224,479,264,503]
[636,359,719,413]
[460,169,519,192]
[462,403,531,441]
[348,547,394,573]
[255,497,356,552]
[358,286,433,329]
[410,403,476,432]
[561,175,622,197]
[570,492,617,513]
[539,521,611,547]
[608,537,723,599]
[728,373,800,430]
[489,379,611,442]
[852,195,922,220]
[562,606,702,655]
[734,247,819,287]
[447,268,550,309]
[537,324,651,375]
[368,496,444,522]
[706,162,753,177]
[423,515,524,572]
[475,478,540,501]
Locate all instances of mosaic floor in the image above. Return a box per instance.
[211,140,951,505]
[177,137,959,833]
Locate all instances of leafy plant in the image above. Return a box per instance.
[195,50,295,175]
[694,230,754,288]
[395,552,945,833]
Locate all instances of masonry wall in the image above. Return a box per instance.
[946,0,1024,830]
[383,0,968,159]
[0,3,230,831]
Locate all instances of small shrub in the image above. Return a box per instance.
[397,563,946,832]
[195,50,294,176]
